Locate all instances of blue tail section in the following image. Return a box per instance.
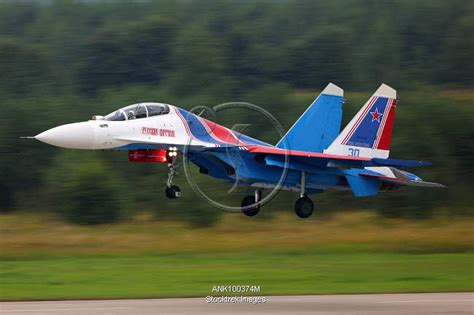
[325,84,397,159]
[343,97,392,148]
[343,169,380,197]
[276,83,343,153]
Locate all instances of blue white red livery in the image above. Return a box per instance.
[33,83,444,218]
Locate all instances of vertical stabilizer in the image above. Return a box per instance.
[277,83,343,153]
[324,84,397,158]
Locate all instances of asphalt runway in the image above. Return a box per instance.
[1,293,472,315]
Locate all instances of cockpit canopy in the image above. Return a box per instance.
[102,103,170,121]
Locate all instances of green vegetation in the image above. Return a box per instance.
[45,151,128,225]
[0,1,472,300]
[1,253,472,300]
[0,0,472,224]
[0,211,473,300]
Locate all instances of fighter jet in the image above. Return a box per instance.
[34,83,444,218]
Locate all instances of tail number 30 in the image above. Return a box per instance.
[348,148,360,157]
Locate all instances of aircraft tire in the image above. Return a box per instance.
[294,196,314,218]
[165,185,181,199]
[241,195,260,217]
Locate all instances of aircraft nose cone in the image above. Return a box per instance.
[35,122,95,149]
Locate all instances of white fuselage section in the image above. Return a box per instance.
[35,106,213,150]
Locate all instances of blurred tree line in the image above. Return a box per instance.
[0,0,472,226]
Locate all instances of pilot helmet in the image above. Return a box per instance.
[127,110,136,119]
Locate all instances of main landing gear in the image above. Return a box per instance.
[241,190,261,217]
[165,147,181,199]
[294,172,314,218]
[294,195,314,218]
[240,172,316,219]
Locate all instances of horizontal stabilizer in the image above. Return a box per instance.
[344,170,380,197]
[372,158,432,168]
[360,173,446,188]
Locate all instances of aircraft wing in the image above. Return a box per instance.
[243,145,431,169]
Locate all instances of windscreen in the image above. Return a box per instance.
[104,110,126,121]
[104,103,170,121]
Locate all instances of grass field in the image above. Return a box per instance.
[0,211,473,300]
[1,253,472,300]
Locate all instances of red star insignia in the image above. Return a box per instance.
[370,108,382,123]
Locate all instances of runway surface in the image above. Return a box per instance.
[1,293,472,314]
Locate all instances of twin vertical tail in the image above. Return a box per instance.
[276,83,344,153]
[324,84,397,159]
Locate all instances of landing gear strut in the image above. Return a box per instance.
[165,147,181,199]
[294,172,314,218]
[241,190,261,217]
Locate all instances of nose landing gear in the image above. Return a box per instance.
[165,185,181,199]
[165,147,181,199]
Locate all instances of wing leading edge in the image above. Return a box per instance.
[244,145,431,168]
